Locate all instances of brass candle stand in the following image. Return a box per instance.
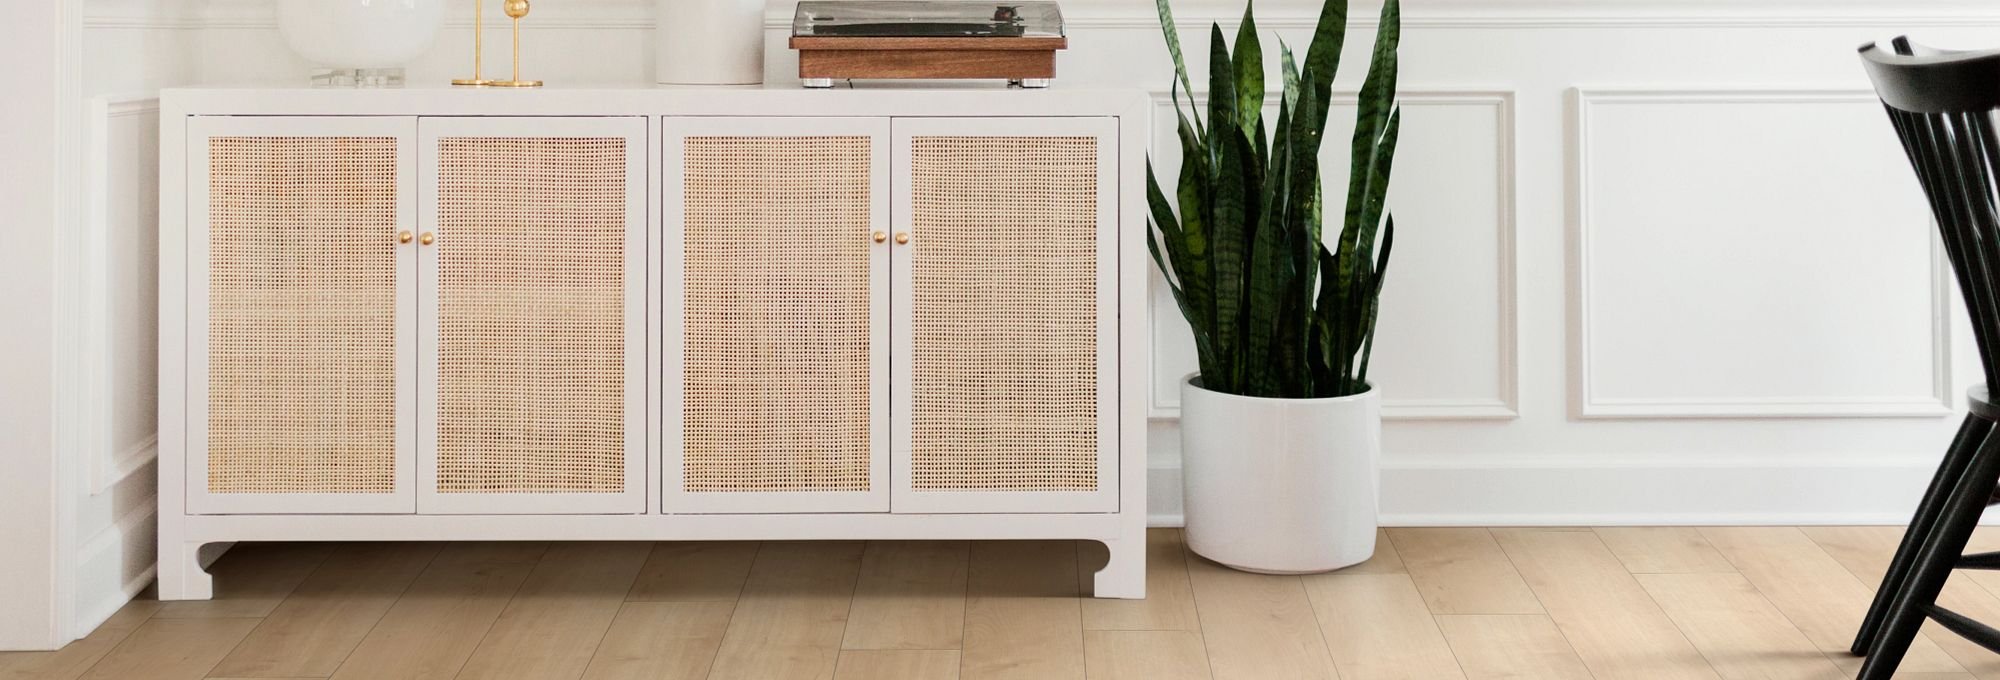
[450,0,490,85]
[451,0,541,88]
[487,0,543,87]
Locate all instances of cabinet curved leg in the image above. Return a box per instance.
[156,541,214,601]
[1092,530,1147,599]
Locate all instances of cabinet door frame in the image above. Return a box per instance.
[416,116,649,514]
[186,115,418,514]
[661,116,892,513]
[890,116,1121,514]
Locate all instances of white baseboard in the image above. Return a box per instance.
[71,500,157,639]
[1147,453,1964,528]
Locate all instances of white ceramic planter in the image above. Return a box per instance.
[1181,375,1380,573]
[655,0,766,85]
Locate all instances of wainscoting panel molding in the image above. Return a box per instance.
[71,93,163,642]
[1571,88,1952,419]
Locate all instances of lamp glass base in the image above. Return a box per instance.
[311,68,405,88]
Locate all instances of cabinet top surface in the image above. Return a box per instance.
[161,84,1150,117]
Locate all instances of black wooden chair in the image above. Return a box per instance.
[1855,36,2000,679]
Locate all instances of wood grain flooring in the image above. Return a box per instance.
[11,526,2000,679]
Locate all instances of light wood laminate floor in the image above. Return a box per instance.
[7,527,2000,679]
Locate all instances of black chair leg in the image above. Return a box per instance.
[1855,414,1994,655]
[1858,429,2000,680]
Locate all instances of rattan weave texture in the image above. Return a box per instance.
[206,136,401,494]
[681,136,877,492]
[434,137,629,494]
[908,135,1100,491]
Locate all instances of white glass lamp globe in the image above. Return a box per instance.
[278,0,445,81]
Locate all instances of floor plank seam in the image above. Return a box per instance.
[955,541,975,680]
[1071,540,1089,680]
[449,542,553,680]
[1637,576,1734,678]
[1290,561,1339,679]
[1426,531,1487,680]
[1490,529,1606,680]
[832,541,868,680]
[337,544,444,680]
[1176,535,1227,680]
[198,542,374,680]
[73,590,171,679]
[1581,530,1718,679]
[704,540,765,680]
[1731,534,1866,675]
[565,607,624,680]
[697,607,734,680]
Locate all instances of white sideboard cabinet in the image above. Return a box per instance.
[158,88,1150,600]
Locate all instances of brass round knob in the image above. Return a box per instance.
[894,232,910,245]
[419,232,436,246]
[872,231,887,243]
[398,230,414,244]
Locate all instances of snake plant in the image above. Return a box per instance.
[1148,0,1401,399]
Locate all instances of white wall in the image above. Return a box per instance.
[139,0,2000,528]
[0,0,75,653]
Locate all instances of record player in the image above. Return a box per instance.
[789,1,1067,88]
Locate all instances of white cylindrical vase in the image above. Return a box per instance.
[656,0,766,85]
[1180,376,1380,574]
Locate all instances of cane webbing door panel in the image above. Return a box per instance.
[186,116,418,515]
[663,117,891,513]
[417,117,647,514]
[891,117,1119,514]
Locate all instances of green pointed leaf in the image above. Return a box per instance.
[1280,42,1300,116]
[1242,141,1290,395]
[1342,0,1401,251]
[1208,126,1250,391]
[1312,247,1343,395]
[1145,160,1188,286]
[1298,0,1348,137]
[1149,159,1208,338]
[1340,108,1400,349]
[1232,5,1264,140]
[1151,231,1224,379]
[1172,106,1214,335]
[1286,65,1325,225]
[1154,0,1203,134]
[1207,23,1236,160]
[1354,215,1394,387]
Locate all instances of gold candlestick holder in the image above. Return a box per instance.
[450,0,491,86]
[488,0,543,87]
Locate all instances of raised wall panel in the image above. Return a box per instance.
[1573,89,1949,418]
[418,117,647,514]
[186,116,416,514]
[103,100,162,488]
[663,117,891,514]
[1147,91,1519,420]
[891,117,1118,514]
[77,96,165,636]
